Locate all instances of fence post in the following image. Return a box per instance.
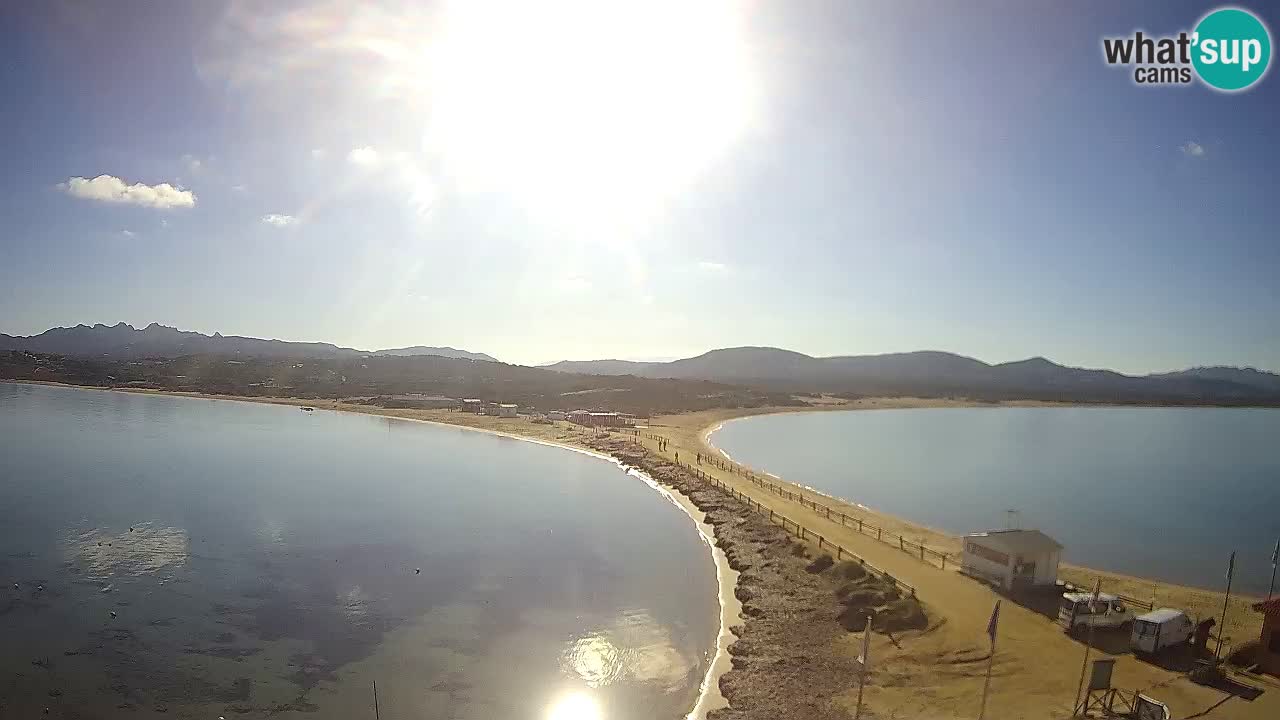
[941,555,946,571]
[878,528,882,541]
[858,519,863,532]
[920,546,925,562]
[899,537,904,551]
[836,546,842,560]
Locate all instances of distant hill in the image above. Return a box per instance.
[0,351,797,415]
[0,323,496,363]
[372,346,497,362]
[547,347,1280,405]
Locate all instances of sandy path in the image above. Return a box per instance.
[645,408,1280,720]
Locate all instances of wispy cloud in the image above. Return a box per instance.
[261,213,297,227]
[119,230,136,238]
[347,146,380,166]
[180,154,203,173]
[1179,141,1206,157]
[59,175,196,209]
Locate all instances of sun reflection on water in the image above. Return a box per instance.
[546,691,602,720]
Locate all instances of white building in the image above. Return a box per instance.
[961,529,1062,591]
[498,404,518,418]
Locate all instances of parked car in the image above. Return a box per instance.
[1130,608,1194,654]
[1058,592,1135,634]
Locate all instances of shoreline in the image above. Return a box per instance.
[9,381,1278,718]
[3,380,742,720]
[699,405,1268,601]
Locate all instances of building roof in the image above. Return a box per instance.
[965,528,1063,554]
[499,403,517,408]
[1137,608,1187,623]
[1253,598,1280,615]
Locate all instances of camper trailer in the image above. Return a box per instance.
[1130,609,1194,654]
[1059,592,1135,634]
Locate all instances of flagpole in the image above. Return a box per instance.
[1215,551,1236,661]
[979,630,996,720]
[1268,539,1278,601]
[1073,578,1101,715]
[854,615,871,720]
[979,600,999,720]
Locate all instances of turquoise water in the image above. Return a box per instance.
[711,407,1280,595]
[0,383,719,719]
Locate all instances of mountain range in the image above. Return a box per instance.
[0,323,497,362]
[4,325,1278,405]
[547,347,1280,404]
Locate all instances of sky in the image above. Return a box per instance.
[1,0,1277,372]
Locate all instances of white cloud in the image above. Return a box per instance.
[60,175,196,209]
[347,146,380,166]
[160,218,169,228]
[119,230,136,238]
[1179,141,1206,157]
[697,260,729,273]
[181,154,203,173]
[261,213,298,227]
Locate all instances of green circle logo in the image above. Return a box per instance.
[1192,7,1272,91]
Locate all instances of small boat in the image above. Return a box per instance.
[301,406,315,412]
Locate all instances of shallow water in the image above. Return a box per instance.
[0,383,719,719]
[711,407,1280,595]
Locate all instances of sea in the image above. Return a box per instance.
[0,382,720,719]
[710,406,1280,596]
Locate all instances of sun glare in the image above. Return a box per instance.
[420,0,757,225]
[546,690,604,720]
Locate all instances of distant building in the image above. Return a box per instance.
[498,403,518,418]
[565,411,633,428]
[484,402,500,416]
[462,399,483,414]
[381,395,458,410]
[961,529,1062,591]
[1253,598,1280,676]
[548,411,567,421]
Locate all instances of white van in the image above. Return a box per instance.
[1058,592,1135,634]
[1130,609,1193,654]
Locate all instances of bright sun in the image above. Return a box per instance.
[546,690,604,720]
[420,0,757,224]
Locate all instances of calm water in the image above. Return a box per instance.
[712,407,1280,595]
[0,383,719,719]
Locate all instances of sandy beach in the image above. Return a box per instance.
[9,382,1279,718]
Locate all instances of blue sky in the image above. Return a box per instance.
[1,0,1277,371]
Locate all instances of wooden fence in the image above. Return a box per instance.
[643,433,952,571]
[682,459,919,598]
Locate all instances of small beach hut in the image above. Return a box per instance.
[1252,598,1280,676]
[961,528,1062,591]
[498,403,518,418]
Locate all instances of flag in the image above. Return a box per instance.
[857,618,872,672]
[1271,539,1278,569]
[1227,551,1236,583]
[986,600,1001,644]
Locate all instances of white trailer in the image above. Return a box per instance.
[1130,609,1194,654]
